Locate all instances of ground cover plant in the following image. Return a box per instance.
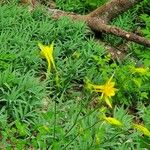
[0,0,150,149]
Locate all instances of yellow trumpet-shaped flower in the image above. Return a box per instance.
[87,74,117,108]
[103,116,123,127]
[38,42,56,73]
[130,66,149,75]
[133,123,150,137]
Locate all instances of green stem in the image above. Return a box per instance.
[53,99,57,140]
[62,121,100,150]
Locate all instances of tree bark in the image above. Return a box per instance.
[27,0,150,48]
[88,0,140,22]
[87,18,150,47]
[48,8,150,47]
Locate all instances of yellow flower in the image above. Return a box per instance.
[133,123,150,137]
[103,116,123,127]
[130,66,149,75]
[88,74,117,108]
[38,42,56,73]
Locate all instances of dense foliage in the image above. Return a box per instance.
[0,0,150,149]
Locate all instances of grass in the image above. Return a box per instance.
[0,1,150,149]
[103,9,137,46]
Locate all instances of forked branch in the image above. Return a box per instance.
[26,0,150,47]
[48,8,150,47]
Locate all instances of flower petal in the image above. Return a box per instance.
[48,42,56,70]
[38,42,45,51]
[38,42,56,73]
[104,97,112,108]
[103,117,123,126]
[108,73,115,83]
[133,123,150,137]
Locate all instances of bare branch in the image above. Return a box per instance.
[87,17,150,47]
[88,0,140,22]
[48,8,150,47]
[48,8,85,20]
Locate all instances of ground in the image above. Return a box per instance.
[0,0,150,149]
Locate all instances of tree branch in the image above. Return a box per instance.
[87,18,150,47]
[88,0,140,22]
[48,8,150,47]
